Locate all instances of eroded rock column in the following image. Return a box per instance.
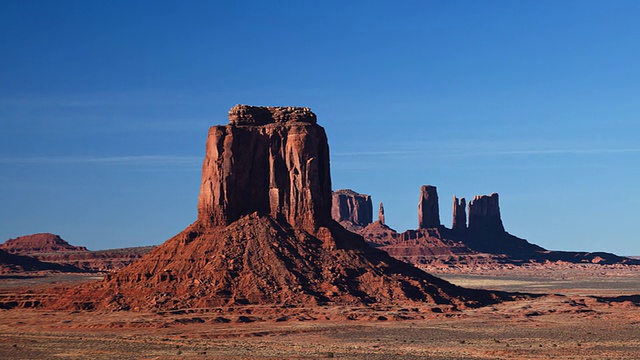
[418,185,441,229]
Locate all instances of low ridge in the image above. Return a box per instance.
[0,233,87,254]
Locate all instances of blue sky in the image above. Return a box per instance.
[1,1,639,254]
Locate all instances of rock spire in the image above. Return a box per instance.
[378,202,385,225]
[418,185,441,229]
[452,196,467,231]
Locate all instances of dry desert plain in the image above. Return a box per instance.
[2,263,640,359]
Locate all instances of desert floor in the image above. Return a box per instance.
[2,265,640,359]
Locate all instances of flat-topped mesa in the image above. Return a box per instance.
[331,189,373,227]
[452,196,467,231]
[0,233,87,254]
[378,202,385,225]
[228,104,317,126]
[468,193,505,233]
[418,185,441,229]
[198,105,331,233]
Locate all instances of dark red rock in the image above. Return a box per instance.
[418,185,441,229]
[378,202,385,225]
[0,233,153,272]
[45,105,505,311]
[198,105,332,233]
[452,196,467,231]
[0,249,81,274]
[468,193,505,234]
[359,221,479,267]
[0,233,87,254]
[228,104,317,126]
[34,246,155,272]
[331,189,373,228]
[358,189,639,267]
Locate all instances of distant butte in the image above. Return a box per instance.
[331,189,373,232]
[0,233,154,273]
[335,186,637,266]
[44,105,507,311]
[0,233,87,254]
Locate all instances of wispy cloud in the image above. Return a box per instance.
[332,147,640,158]
[476,148,640,156]
[0,89,214,109]
[332,150,420,156]
[0,155,202,165]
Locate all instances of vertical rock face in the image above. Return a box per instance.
[331,189,373,227]
[468,193,505,233]
[198,105,332,233]
[378,202,385,225]
[452,196,467,231]
[418,185,441,229]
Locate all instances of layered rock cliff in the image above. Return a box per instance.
[198,105,331,233]
[331,189,373,230]
[468,193,505,234]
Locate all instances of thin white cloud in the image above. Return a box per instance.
[0,90,213,108]
[332,147,640,158]
[477,148,640,156]
[0,155,202,165]
[332,150,419,156]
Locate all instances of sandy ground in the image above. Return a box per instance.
[1,266,640,359]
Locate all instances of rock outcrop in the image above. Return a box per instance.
[418,185,441,229]
[0,249,81,274]
[468,193,505,234]
[0,233,153,272]
[46,105,506,311]
[0,233,87,254]
[34,246,155,272]
[358,189,637,267]
[378,202,385,225]
[452,196,467,231]
[331,189,373,229]
[198,105,331,233]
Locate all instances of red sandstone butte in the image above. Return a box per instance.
[0,233,87,254]
[47,105,505,311]
[331,189,373,231]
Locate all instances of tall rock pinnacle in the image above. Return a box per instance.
[331,189,373,227]
[418,185,441,229]
[468,193,505,233]
[452,196,467,231]
[198,105,332,233]
[378,202,385,225]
